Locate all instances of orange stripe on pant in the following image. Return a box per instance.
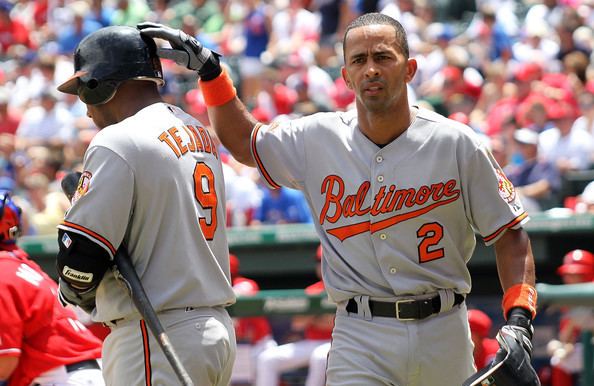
[140,320,152,386]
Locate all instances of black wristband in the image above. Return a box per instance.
[507,307,533,336]
[198,52,223,81]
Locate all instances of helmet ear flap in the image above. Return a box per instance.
[78,79,121,105]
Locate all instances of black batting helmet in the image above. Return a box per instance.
[58,25,164,105]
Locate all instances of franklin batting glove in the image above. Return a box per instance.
[137,22,222,80]
[58,277,97,314]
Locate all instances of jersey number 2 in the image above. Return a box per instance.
[194,162,217,240]
[417,222,444,263]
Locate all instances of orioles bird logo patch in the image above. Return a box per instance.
[72,171,92,204]
[496,168,515,203]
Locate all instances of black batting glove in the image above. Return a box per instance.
[137,22,222,80]
[505,307,534,358]
[58,278,97,314]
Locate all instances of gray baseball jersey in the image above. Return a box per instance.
[59,102,235,323]
[251,107,528,303]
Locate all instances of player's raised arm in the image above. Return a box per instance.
[138,22,258,167]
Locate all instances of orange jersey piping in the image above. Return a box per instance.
[60,221,117,256]
[140,320,152,386]
[251,123,281,189]
[483,212,529,243]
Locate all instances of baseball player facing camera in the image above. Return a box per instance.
[0,191,104,386]
[139,12,539,385]
[55,26,236,385]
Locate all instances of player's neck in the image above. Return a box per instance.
[357,105,416,147]
[110,84,163,122]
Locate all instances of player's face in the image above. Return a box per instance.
[341,25,416,114]
[85,103,117,129]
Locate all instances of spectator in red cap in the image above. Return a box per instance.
[483,61,545,138]
[556,249,594,283]
[514,62,543,84]
[546,249,594,386]
[520,97,556,133]
[441,65,482,103]
[467,309,499,370]
[228,253,277,384]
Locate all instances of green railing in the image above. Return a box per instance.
[537,282,594,386]
[18,213,594,254]
[20,213,594,280]
[17,215,594,382]
[229,290,335,317]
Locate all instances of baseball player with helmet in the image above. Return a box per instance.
[139,11,539,386]
[546,249,594,386]
[556,249,594,283]
[0,191,104,386]
[55,25,236,385]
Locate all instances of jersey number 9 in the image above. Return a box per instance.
[193,162,218,240]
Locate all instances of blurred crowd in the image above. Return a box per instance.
[1,0,594,235]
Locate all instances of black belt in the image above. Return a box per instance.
[346,293,465,320]
[65,359,101,373]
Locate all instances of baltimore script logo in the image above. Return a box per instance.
[319,175,461,241]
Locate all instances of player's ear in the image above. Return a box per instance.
[405,58,418,83]
[341,67,353,90]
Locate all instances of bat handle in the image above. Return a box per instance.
[157,333,195,386]
[114,251,195,386]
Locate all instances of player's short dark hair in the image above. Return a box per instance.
[343,13,409,59]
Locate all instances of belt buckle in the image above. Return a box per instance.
[395,299,416,321]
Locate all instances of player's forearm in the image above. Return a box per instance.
[207,98,258,167]
[135,23,261,167]
[494,228,536,290]
[495,228,538,320]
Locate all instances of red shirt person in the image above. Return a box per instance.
[548,249,594,386]
[302,246,334,341]
[0,1,33,54]
[255,245,334,386]
[231,253,276,346]
[230,253,277,382]
[468,309,499,370]
[0,191,104,386]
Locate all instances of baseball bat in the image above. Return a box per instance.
[61,172,195,386]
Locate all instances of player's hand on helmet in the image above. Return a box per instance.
[137,22,222,80]
[58,278,97,314]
